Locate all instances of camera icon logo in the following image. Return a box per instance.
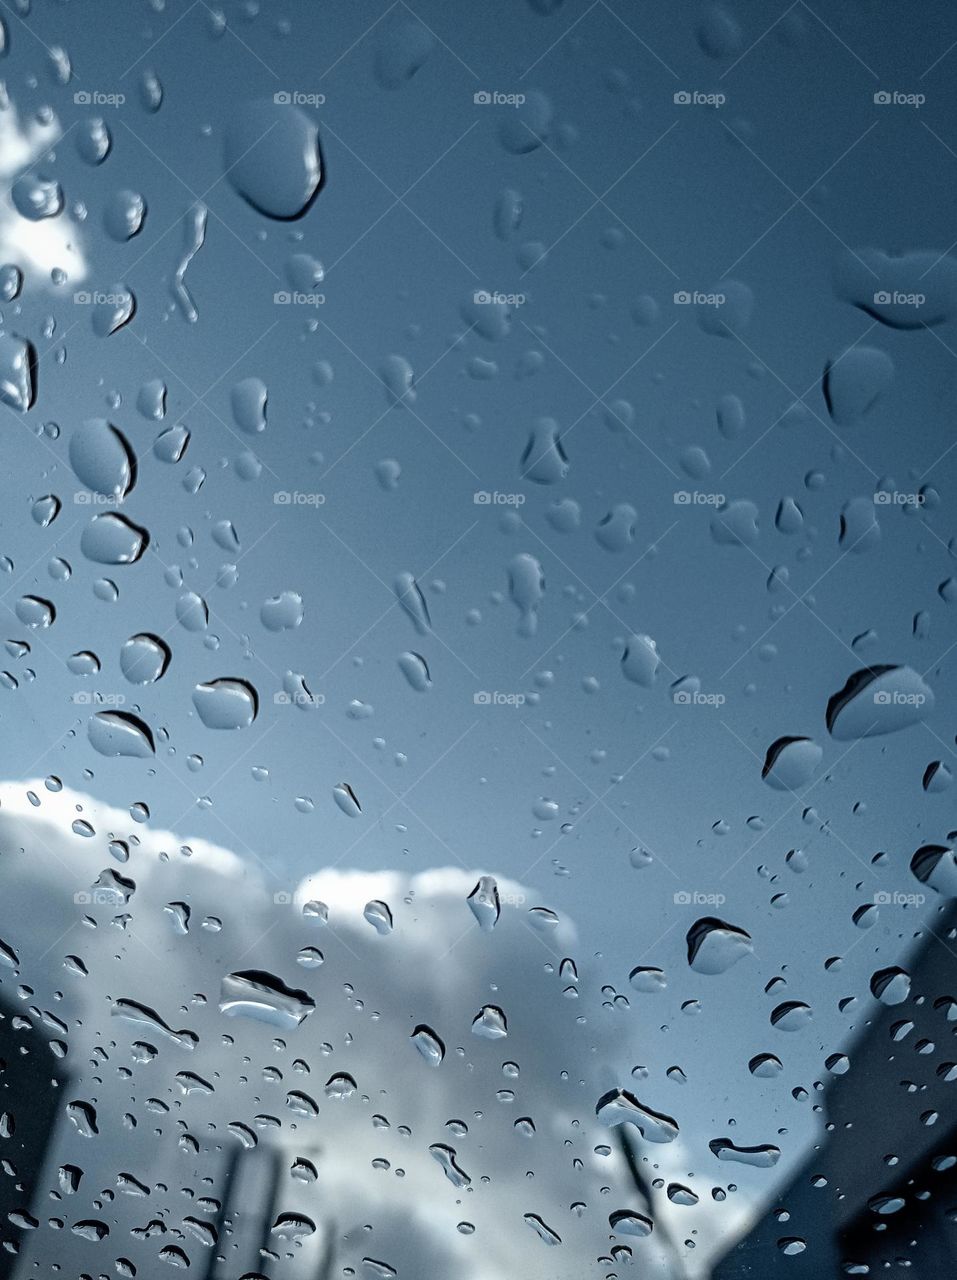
[873,891,892,905]
[73,891,92,905]
[274,91,292,104]
[474,491,491,504]
[73,291,91,304]
[274,291,291,305]
[74,90,91,105]
[273,891,292,905]
[873,690,891,704]
[473,290,491,305]
[474,691,491,705]
[474,90,492,105]
[874,291,891,305]
[674,490,691,504]
[674,91,692,104]
[874,90,891,104]
[673,690,691,704]
[674,890,692,905]
[674,290,691,304]
[274,491,291,505]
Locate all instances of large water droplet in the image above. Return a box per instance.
[69,419,136,498]
[219,970,315,1029]
[80,513,149,564]
[225,98,322,220]
[87,711,155,758]
[193,679,258,729]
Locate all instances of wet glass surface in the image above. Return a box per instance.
[0,2,956,1277]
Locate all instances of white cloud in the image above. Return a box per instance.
[0,100,86,286]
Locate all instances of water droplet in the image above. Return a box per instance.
[411,1024,445,1065]
[429,1144,471,1188]
[192,679,259,729]
[709,1138,780,1167]
[826,665,933,739]
[77,116,112,164]
[472,1005,508,1039]
[69,419,136,498]
[394,571,431,634]
[88,711,155,758]
[172,203,207,322]
[398,650,431,691]
[220,970,315,1029]
[80,513,149,564]
[596,1088,679,1142]
[120,633,170,684]
[261,590,303,631]
[467,875,501,930]
[610,1209,654,1236]
[0,333,37,410]
[508,553,544,637]
[822,347,894,424]
[225,98,322,220]
[762,737,822,790]
[12,173,63,220]
[104,189,146,241]
[363,899,394,934]
[870,966,910,1006]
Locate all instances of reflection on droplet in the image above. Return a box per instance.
[120,633,171,684]
[826,665,934,739]
[467,875,501,931]
[220,970,315,1029]
[411,1024,445,1066]
[225,98,322,220]
[596,1088,679,1142]
[472,1004,508,1039]
[80,513,148,564]
[87,711,155,758]
[69,419,136,498]
[333,782,362,817]
[709,1138,781,1167]
[193,679,259,730]
[0,333,37,410]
